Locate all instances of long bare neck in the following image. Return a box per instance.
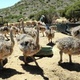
[18,21,21,30]
[50,28,51,33]
[36,24,39,45]
[10,29,15,47]
[21,20,26,33]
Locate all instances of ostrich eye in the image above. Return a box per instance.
[21,41,28,46]
[25,41,28,45]
[21,43,24,46]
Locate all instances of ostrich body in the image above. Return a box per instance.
[56,25,80,64]
[23,27,37,39]
[0,26,10,40]
[45,28,55,43]
[38,21,46,37]
[0,27,15,68]
[16,23,41,66]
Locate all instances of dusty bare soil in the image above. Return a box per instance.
[0,32,80,80]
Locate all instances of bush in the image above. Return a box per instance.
[60,1,80,21]
[29,14,35,19]
[31,7,56,24]
[4,14,24,22]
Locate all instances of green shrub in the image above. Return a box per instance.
[29,14,35,19]
[31,7,56,24]
[4,14,24,22]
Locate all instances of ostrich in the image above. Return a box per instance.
[49,25,57,31]
[0,34,5,40]
[31,20,37,27]
[0,26,10,40]
[18,18,25,33]
[11,26,20,36]
[19,18,37,39]
[0,25,20,41]
[16,23,41,66]
[0,27,15,68]
[45,27,55,43]
[23,27,37,39]
[38,21,47,37]
[55,25,80,64]
[71,25,80,39]
[26,20,32,27]
[55,17,69,23]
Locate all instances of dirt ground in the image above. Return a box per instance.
[0,32,80,80]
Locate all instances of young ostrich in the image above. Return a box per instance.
[23,27,37,39]
[0,27,15,68]
[0,34,5,40]
[38,21,47,37]
[45,27,55,43]
[11,26,20,36]
[0,26,10,40]
[0,25,19,41]
[56,25,80,64]
[18,18,37,39]
[16,23,41,66]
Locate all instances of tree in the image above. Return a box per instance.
[60,1,80,22]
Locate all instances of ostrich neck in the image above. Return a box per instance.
[50,28,51,33]
[22,21,26,33]
[10,29,15,47]
[36,25,39,45]
[18,22,21,30]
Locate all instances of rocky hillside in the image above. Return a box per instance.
[0,0,79,22]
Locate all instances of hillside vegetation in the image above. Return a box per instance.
[0,0,79,22]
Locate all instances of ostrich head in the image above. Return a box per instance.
[71,26,80,39]
[16,34,38,56]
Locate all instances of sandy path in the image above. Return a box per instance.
[0,32,80,80]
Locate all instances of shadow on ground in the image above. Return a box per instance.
[0,68,23,79]
[59,62,80,72]
[47,42,55,47]
[21,64,49,80]
[19,56,43,63]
